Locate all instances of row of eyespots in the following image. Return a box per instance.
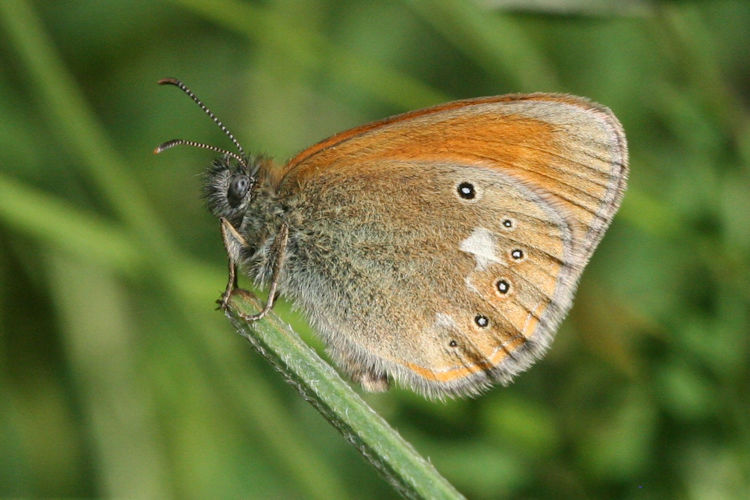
[457,182,516,229]
[455,179,527,262]
[447,316,489,349]
[447,279,515,347]
[450,181,528,347]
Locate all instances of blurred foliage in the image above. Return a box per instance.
[1,0,749,498]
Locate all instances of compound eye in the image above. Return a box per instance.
[227,175,250,207]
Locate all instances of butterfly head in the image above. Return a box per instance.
[203,155,261,226]
[155,77,262,227]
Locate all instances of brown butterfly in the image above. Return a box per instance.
[157,79,628,398]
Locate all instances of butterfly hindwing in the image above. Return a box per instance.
[277,94,627,396]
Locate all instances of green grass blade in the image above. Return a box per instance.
[227,290,465,500]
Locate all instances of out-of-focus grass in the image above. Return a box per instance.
[1,0,749,498]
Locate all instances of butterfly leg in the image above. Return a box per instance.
[218,258,239,311]
[218,217,247,312]
[218,217,289,321]
[238,222,288,321]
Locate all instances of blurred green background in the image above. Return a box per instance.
[1,0,749,498]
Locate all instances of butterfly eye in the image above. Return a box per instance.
[227,174,251,207]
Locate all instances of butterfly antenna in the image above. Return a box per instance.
[153,138,248,167]
[158,78,247,158]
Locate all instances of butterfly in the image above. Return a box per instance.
[157,79,628,398]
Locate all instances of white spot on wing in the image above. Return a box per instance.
[434,313,458,330]
[459,227,504,271]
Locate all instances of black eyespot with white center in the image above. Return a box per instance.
[496,279,511,295]
[449,340,458,348]
[457,181,476,200]
[511,249,524,260]
[474,315,489,328]
[502,219,514,229]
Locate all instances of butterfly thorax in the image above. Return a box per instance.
[235,169,292,286]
